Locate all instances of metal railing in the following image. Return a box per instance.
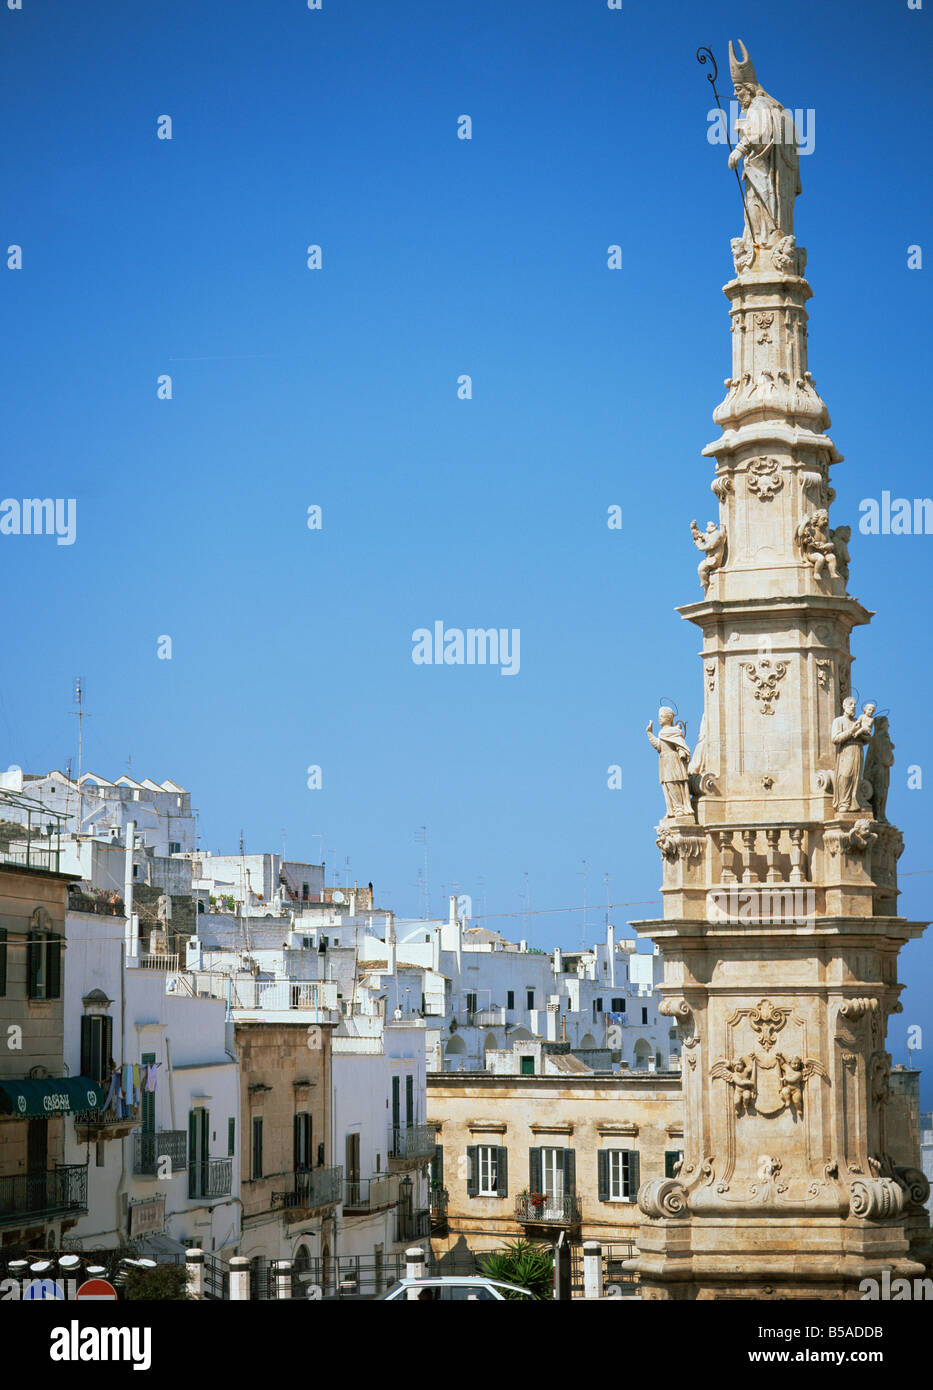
[473,1006,506,1027]
[388,1124,435,1161]
[188,1158,233,1201]
[398,1207,431,1241]
[134,1130,188,1176]
[0,1164,88,1226]
[515,1192,581,1225]
[277,1164,343,1212]
[344,1174,399,1213]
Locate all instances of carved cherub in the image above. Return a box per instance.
[776,1053,827,1118]
[795,509,839,581]
[711,1056,757,1115]
[830,524,851,582]
[690,519,727,592]
[863,715,894,822]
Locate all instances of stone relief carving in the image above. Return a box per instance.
[711,1056,757,1114]
[656,827,704,862]
[800,467,833,510]
[731,236,755,274]
[815,659,832,691]
[894,1166,931,1209]
[711,471,733,501]
[848,1178,903,1220]
[795,509,839,581]
[739,658,788,714]
[646,708,694,821]
[638,1177,689,1219]
[690,518,727,592]
[771,234,805,275]
[863,715,894,823]
[831,524,851,582]
[747,457,783,500]
[831,698,875,813]
[712,1001,827,1120]
[705,662,716,692]
[753,312,774,344]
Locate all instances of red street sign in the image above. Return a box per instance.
[76,1278,118,1301]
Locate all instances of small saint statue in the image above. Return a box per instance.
[690,518,727,592]
[831,697,874,814]
[727,40,801,251]
[646,707,694,820]
[795,510,839,582]
[863,714,894,823]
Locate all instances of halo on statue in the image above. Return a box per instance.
[658,697,687,742]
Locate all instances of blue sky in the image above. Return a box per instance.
[2,1,932,1093]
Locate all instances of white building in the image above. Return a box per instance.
[0,767,195,856]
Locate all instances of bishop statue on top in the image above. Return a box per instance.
[727,40,801,256]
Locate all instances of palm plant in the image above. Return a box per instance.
[478,1238,553,1299]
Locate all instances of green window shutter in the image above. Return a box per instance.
[563,1148,576,1195]
[391,1076,400,1130]
[141,1051,155,1133]
[228,1118,235,1157]
[630,1150,641,1200]
[431,1144,444,1187]
[46,936,61,999]
[597,1150,609,1203]
[189,1110,198,1168]
[0,928,6,996]
[252,1116,263,1179]
[496,1147,508,1199]
[466,1145,479,1197]
[528,1147,542,1194]
[80,1016,94,1078]
[405,1073,414,1127]
[103,1018,114,1078]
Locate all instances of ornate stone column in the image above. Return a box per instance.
[631,41,930,1299]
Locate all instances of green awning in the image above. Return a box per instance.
[0,1076,105,1118]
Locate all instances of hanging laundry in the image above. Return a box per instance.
[144,1064,158,1092]
[101,1070,121,1115]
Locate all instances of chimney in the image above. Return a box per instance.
[553,946,563,977]
[349,890,357,916]
[607,922,616,987]
[448,895,457,927]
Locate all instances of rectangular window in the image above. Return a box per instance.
[141,1050,155,1134]
[541,1148,564,1203]
[526,989,534,1010]
[391,1076,400,1131]
[95,1141,106,1168]
[520,1055,534,1076]
[665,1150,683,1179]
[506,990,514,1011]
[465,991,477,1014]
[611,997,624,1013]
[81,1016,114,1085]
[294,1113,312,1171]
[27,931,62,1000]
[430,1144,444,1188]
[607,1149,639,1202]
[595,998,603,1013]
[228,1118,236,1157]
[169,841,181,854]
[641,1006,648,1025]
[252,1117,263,1180]
[477,1145,498,1195]
[405,1073,414,1127]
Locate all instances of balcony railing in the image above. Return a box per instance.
[430,1186,449,1229]
[73,1106,141,1140]
[515,1192,581,1226]
[0,1164,88,1227]
[473,1007,506,1027]
[276,1164,343,1213]
[388,1125,435,1162]
[188,1157,233,1201]
[134,1130,188,1176]
[344,1174,399,1213]
[398,1207,431,1241]
[139,951,179,972]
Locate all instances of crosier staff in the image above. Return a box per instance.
[696,46,757,244]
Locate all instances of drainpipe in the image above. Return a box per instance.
[124,821,138,960]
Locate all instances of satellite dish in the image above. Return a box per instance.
[332,890,345,904]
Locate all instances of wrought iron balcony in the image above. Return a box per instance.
[515,1192,581,1226]
[74,1107,141,1142]
[398,1207,431,1241]
[275,1164,343,1215]
[0,1164,88,1227]
[188,1157,233,1201]
[344,1174,399,1214]
[134,1130,188,1177]
[388,1124,435,1163]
